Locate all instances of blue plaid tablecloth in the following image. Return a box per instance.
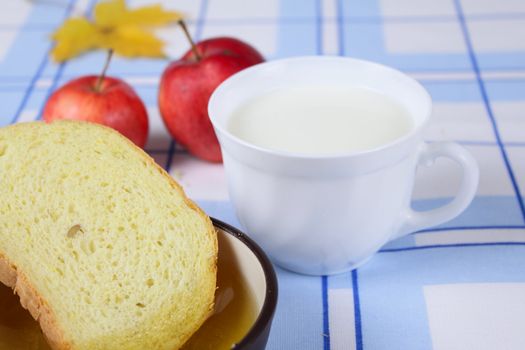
[1,1,525,349]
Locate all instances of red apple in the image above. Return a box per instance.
[159,37,264,162]
[42,76,149,148]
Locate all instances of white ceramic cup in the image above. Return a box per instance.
[209,56,479,275]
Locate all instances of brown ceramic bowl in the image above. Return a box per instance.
[213,218,278,350]
[181,218,278,350]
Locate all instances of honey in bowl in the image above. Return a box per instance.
[0,283,51,350]
[182,228,259,349]
[0,228,260,350]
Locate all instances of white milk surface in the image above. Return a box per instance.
[227,85,414,155]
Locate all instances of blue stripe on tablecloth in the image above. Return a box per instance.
[475,53,525,71]
[417,225,525,234]
[194,0,209,40]
[322,276,330,349]
[338,13,525,22]
[342,0,381,18]
[422,80,482,102]
[280,0,318,18]
[485,80,525,100]
[453,0,525,222]
[315,0,323,55]
[336,0,344,56]
[381,241,525,253]
[351,270,363,350]
[163,140,176,171]
[456,141,525,147]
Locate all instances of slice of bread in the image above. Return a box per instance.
[0,121,217,350]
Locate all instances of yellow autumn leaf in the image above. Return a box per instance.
[118,5,183,26]
[102,26,166,58]
[93,0,126,27]
[51,18,101,62]
[50,0,183,62]
[95,0,182,27]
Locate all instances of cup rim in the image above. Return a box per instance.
[211,218,278,349]
[209,55,432,160]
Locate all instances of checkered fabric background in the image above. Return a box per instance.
[1,0,525,349]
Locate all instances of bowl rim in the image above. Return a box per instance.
[211,218,278,349]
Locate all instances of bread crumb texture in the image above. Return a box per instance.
[0,121,217,350]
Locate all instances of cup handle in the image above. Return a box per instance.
[391,142,479,240]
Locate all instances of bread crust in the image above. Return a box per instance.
[0,121,218,350]
[0,253,71,349]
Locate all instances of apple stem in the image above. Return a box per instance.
[94,49,114,93]
[178,19,201,61]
